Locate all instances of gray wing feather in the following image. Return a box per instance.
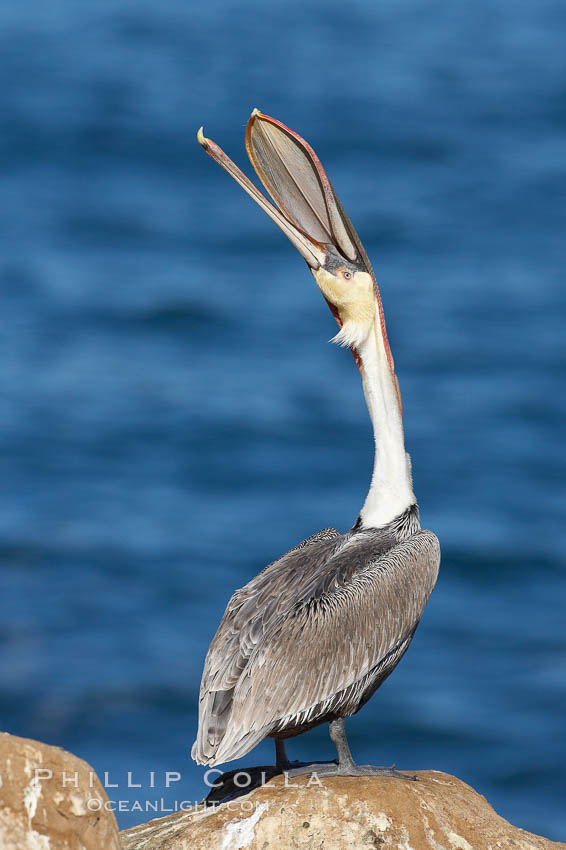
[192,528,341,763]
[192,528,439,766]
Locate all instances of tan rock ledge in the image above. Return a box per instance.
[120,770,565,850]
[0,732,121,850]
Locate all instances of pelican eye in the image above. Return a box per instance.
[341,270,352,280]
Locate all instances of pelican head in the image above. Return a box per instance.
[198,111,398,399]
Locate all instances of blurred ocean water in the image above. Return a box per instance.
[1,0,565,837]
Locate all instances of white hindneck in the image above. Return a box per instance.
[357,306,415,528]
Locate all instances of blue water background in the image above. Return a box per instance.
[1,0,565,837]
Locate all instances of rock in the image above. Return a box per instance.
[0,732,120,850]
[120,770,565,850]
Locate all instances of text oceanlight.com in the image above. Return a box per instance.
[87,798,268,813]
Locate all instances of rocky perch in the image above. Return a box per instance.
[121,769,566,850]
[0,732,120,850]
[1,733,564,850]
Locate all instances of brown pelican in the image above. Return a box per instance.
[192,111,440,779]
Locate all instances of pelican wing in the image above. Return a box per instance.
[192,527,342,764]
[192,528,439,765]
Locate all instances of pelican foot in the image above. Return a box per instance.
[286,762,416,781]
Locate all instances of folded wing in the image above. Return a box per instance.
[192,528,439,766]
